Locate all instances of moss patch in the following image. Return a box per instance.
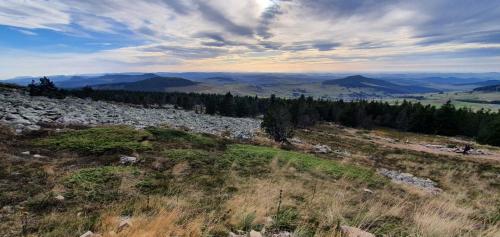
[225,144,382,183]
[64,166,137,202]
[147,127,218,148]
[35,126,151,154]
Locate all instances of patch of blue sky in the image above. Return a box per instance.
[0,24,143,53]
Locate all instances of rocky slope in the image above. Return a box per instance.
[0,89,261,138]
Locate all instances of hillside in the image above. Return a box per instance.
[1,87,500,236]
[473,84,500,92]
[322,75,439,94]
[93,76,201,92]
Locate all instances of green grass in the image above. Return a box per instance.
[64,166,137,202]
[35,126,152,154]
[147,127,218,148]
[224,144,381,183]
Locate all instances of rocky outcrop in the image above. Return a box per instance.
[0,90,261,138]
[378,168,442,193]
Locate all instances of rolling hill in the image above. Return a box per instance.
[322,75,439,94]
[473,84,500,92]
[92,76,201,92]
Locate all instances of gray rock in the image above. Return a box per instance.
[117,217,132,233]
[0,90,261,138]
[313,144,332,154]
[120,156,138,165]
[378,168,442,193]
[21,151,30,155]
[340,226,375,237]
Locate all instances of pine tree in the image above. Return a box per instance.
[261,101,294,142]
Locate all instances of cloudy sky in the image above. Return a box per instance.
[0,0,500,78]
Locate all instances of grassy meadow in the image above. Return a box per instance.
[0,124,498,236]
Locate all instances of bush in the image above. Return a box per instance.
[35,126,151,154]
[28,77,65,99]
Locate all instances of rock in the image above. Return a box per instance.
[33,154,44,158]
[55,195,65,201]
[249,230,263,237]
[21,151,30,155]
[119,156,138,165]
[228,232,245,237]
[0,90,262,139]
[340,226,375,237]
[117,217,132,233]
[313,144,332,154]
[378,168,442,193]
[80,231,101,237]
[271,231,292,237]
[1,205,14,214]
[363,188,374,194]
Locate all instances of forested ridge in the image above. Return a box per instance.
[62,86,500,146]
[16,78,500,146]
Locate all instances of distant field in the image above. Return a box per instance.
[388,91,500,111]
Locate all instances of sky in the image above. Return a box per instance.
[1,0,500,78]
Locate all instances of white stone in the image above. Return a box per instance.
[340,226,375,237]
[120,156,138,165]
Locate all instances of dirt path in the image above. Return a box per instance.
[340,127,500,162]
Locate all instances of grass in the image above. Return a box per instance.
[2,124,499,236]
[147,127,218,149]
[34,126,152,154]
[224,144,382,184]
[64,166,138,202]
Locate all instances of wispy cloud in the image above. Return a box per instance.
[0,0,499,78]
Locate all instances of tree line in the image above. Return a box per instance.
[27,78,500,146]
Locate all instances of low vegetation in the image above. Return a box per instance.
[34,126,152,154]
[0,124,498,236]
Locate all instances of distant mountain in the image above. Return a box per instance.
[456,80,500,87]
[204,77,237,84]
[473,84,500,92]
[93,76,200,92]
[57,73,159,88]
[322,75,440,94]
[3,73,160,88]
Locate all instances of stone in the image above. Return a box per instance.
[363,188,374,194]
[249,230,263,237]
[0,90,261,139]
[33,154,44,158]
[21,151,30,155]
[378,168,442,193]
[120,156,138,165]
[117,217,132,233]
[1,205,14,214]
[313,144,332,154]
[55,195,65,201]
[271,231,292,237]
[340,226,375,237]
[80,231,101,237]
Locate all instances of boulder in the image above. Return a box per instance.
[313,144,332,154]
[340,226,375,237]
[55,195,65,201]
[117,217,132,233]
[119,156,138,165]
[80,231,102,237]
[249,230,263,237]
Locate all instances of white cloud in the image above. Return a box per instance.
[0,0,499,77]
